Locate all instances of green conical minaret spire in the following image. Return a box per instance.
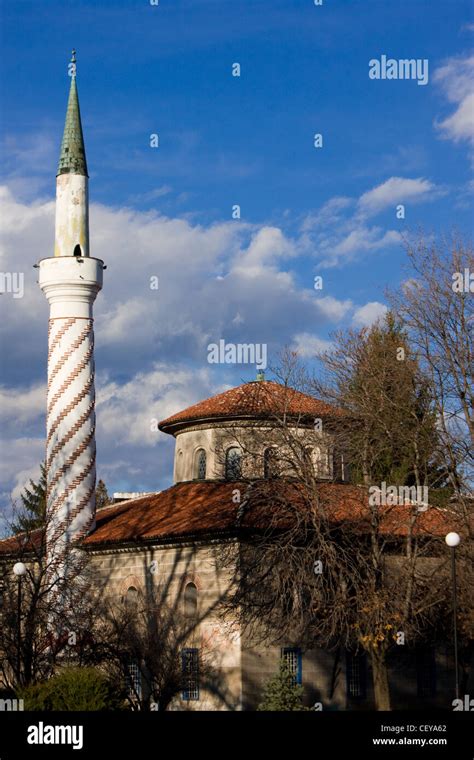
[57,50,88,177]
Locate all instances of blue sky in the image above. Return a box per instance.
[0,0,473,512]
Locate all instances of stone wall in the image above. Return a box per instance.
[88,541,242,711]
[172,421,336,483]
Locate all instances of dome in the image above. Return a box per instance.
[158,380,342,435]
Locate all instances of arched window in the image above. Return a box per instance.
[264,447,278,478]
[125,586,138,608]
[73,244,82,257]
[184,582,198,619]
[195,449,206,480]
[304,447,313,468]
[313,446,321,474]
[176,450,184,481]
[225,447,241,480]
[324,447,332,476]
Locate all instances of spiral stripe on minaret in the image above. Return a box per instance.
[45,317,97,562]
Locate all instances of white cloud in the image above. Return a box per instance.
[96,364,216,448]
[437,94,474,144]
[0,439,44,506]
[303,221,401,269]
[357,177,439,216]
[0,383,45,426]
[316,296,353,321]
[292,333,332,357]
[352,301,388,328]
[433,55,474,153]
[333,226,400,258]
[231,226,295,277]
[0,184,355,504]
[299,177,439,267]
[301,196,353,232]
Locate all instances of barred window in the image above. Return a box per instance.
[195,449,206,480]
[176,450,184,481]
[126,659,142,700]
[346,652,367,700]
[281,647,302,686]
[182,648,200,701]
[225,447,241,480]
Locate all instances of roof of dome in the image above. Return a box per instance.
[158,379,343,434]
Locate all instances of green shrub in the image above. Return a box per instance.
[258,660,309,711]
[20,667,125,711]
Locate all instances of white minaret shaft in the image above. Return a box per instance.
[38,51,104,589]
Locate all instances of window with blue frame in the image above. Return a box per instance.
[181,648,200,701]
[281,647,302,686]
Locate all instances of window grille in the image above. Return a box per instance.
[126,659,142,700]
[281,647,302,686]
[346,651,367,699]
[182,648,200,701]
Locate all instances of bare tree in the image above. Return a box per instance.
[0,514,105,692]
[387,231,474,521]
[218,338,459,710]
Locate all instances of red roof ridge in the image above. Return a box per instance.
[0,481,467,556]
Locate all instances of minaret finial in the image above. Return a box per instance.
[58,50,88,177]
[69,49,77,78]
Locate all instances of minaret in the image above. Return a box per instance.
[38,51,104,588]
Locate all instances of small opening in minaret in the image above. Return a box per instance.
[73,245,82,257]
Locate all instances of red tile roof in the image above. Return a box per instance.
[159,380,344,434]
[0,480,464,555]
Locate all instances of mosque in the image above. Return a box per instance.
[0,55,462,711]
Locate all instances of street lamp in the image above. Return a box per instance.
[445,532,461,700]
[13,562,27,685]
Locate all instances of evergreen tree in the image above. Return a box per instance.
[350,313,444,490]
[95,479,111,510]
[13,467,111,533]
[12,463,47,534]
[317,311,444,491]
[257,660,307,711]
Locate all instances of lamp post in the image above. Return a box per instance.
[13,562,27,685]
[445,532,461,700]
